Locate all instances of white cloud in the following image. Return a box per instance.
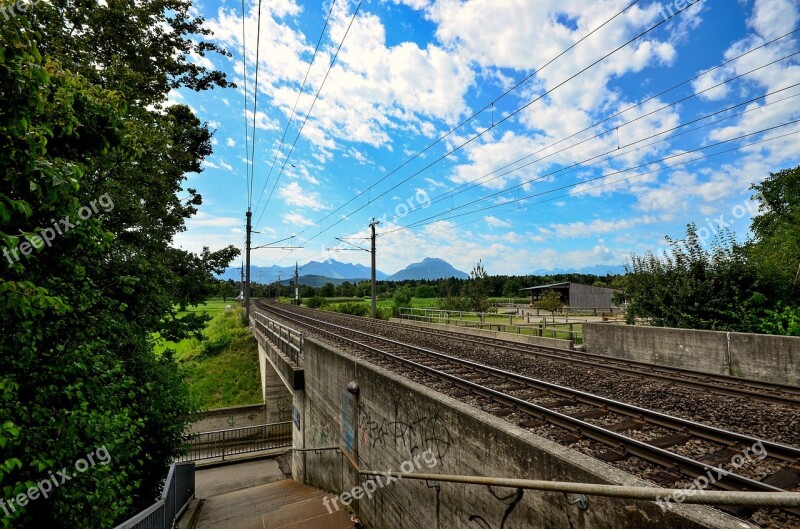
[484,216,512,228]
[279,181,328,210]
[283,212,315,227]
[226,138,237,147]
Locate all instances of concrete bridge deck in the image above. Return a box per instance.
[193,458,355,529]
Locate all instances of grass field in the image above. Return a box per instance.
[153,301,262,410]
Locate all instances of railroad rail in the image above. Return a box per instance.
[270,302,800,407]
[255,300,800,516]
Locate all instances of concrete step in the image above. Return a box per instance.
[195,479,354,529]
[193,458,355,529]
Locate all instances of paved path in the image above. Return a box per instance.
[194,458,355,529]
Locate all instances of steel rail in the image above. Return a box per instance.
[258,301,800,500]
[273,302,800,406]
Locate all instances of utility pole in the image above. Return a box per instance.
[277,273,281,300]
[244,210,252,322]
[370,218,380,319]
[294,262,300,305]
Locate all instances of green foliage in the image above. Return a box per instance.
[179,307,262,409]
[305,296,328,309]
[391,285,413,316]
[748,166,800,299]
[438,295,471,312]
[759,303,800,336]
[332,302,370,317]
[463,260,490,312]
[501,278,521,298]
[622,225,774,331]
[414,285,436,298]
[534,289,564,315]
[0,6,237,527]
[199,334,233,358]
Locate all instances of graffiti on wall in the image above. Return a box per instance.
[358,395,452,461]
[467,487,524,529]
[276,395,292,422]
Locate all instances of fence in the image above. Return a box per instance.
[398,307,585,342]
[112,461,195,529]
[179,422,293,462]
[252,311,304,365]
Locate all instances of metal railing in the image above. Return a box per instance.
[113,461,195,529]
[179,422,292,462]
[300,446,800,510]
[398,308,583,342]
[252,311,304,365]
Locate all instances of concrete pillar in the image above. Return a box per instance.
[258,342,294,424]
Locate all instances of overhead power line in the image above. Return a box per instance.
[253,0,364,227]
[381,119,800,236]
[252,1,337,218]
[278,0,709,255]
[312,29,800,256]
[289,0,647,238]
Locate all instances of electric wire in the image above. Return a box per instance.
[382,119,800,235]
[253,0,364,227]
[288,0,647,237]
[306,35,800,256]
[281,0,707,250]
[252,1,337,218]
[388,128,800,242]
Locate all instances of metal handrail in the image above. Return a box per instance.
[252,311,304,365]
[299,446,800,508]
[180,422,292,462]
[113,461,195,529]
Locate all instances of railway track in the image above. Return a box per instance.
[255,300,800,519]
[271,302,800,407]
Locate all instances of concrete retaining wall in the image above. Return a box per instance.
[584,323,799,385]
[189,404,266,433]
[391,318,574,349]
[291,336,752,529]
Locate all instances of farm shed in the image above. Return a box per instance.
[521,282,621,309]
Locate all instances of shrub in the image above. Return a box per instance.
[333,302,370,317]
[306,296,327,309]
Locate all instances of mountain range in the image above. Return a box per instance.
[217,258,624,284]
[217,257,469,283]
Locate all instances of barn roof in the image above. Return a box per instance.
[519,282,571,291]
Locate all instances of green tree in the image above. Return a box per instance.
[502,278,521,298]
[0,5,237,527]
[622,225,773,331]
[463,260,490,312]
[748,166,800,297]
[414,284,436,298]
[391,285,413,317]
[339,281,355,297]
[535,289,564,317]
[320,282,335,297]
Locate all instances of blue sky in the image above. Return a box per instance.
[171,0,800,276]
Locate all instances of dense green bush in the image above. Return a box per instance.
[332,302,370,317]
[305,296,328,309]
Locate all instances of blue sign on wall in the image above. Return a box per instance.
[292,404,301,431]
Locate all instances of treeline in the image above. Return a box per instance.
[217,272,625,301]
[1,4,237,528]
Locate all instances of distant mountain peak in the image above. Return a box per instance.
[387,257,468,281]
